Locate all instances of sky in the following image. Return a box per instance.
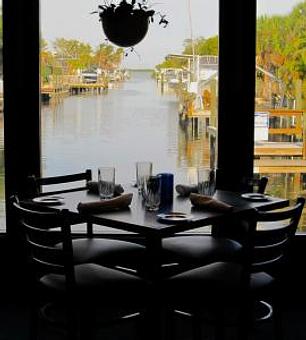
[40,0,303,69]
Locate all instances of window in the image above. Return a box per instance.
[255,0,306,231]
[40,1,219,186]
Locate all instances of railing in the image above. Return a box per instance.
[255,109,304,158]
[254,109,306,174]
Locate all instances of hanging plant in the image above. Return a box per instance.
[93,0,168,48]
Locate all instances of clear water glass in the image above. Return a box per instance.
[136,161,153,194]
[143,175,161,211]
[197,167,216,196]
[98,167,115,199]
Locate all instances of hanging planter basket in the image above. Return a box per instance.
[94,0,168,48]
[102,10,150,47]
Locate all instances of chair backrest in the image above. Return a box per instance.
[27,169,92,198]
[240,176,268,194]
[252,197,305,275]
[12,196,76,287]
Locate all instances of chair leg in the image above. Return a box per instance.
[162,308,175,340]
[80,310,94,340]
[191,312,202,340]
[272,297,284,340]
[28,300,39,340]
[214,309,225,340]
[66,305,81,340]
[134,312,147,340]
[237,298,251,340]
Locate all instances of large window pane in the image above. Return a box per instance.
[40,1,218,195]
[255,0,306,230]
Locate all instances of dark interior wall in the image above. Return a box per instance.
[3,0,41,237]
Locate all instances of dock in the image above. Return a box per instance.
[254,109,306,174]
[254,159,306,174]
[41,85,69,103]
[69,83,107,95]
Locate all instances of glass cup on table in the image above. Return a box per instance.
[98,167,115,199]
[136,161,153,194]
[142,175,161,211]
[197,167,216,196]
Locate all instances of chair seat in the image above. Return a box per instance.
[55,238,146,266]
[164,262,244,308]
[250,271,275,292]
[40,263,148,302]
[162,235,243,266]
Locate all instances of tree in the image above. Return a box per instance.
[53,38,93,73]
[256,1,306,99]
[93,44,124,71]
[156,35,218,70]
[182,36,218,56]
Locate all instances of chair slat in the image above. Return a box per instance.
[12,198,75,279]
[27,169,92,198]
[252,197,305,275]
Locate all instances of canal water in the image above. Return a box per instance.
[41,71,209,184]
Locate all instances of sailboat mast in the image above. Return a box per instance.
[187,0,196,81]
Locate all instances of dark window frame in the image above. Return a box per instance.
[2,0,256,237]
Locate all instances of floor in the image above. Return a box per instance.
[1,238,306,340]
[1,273,306,339]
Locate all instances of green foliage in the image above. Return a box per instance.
[53,38,93,71]
[155,57,186,70]
[93,44,124,70]
[40,38,125,82]
[183,36,218,56]
[156,35,218,71]
[257,1,306,92]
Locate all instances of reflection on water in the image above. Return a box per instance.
[41,71,208,183]
[0,71,305,231]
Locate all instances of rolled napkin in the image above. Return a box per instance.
[189,193,233,212]
[87,181,124,196]
[77,193,133,213]
[175,184,198,197]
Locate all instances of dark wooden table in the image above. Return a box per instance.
[38,186,289,238]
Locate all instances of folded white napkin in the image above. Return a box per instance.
[77,193,133,213]
[190,193,233,212]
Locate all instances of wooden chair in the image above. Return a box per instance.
[161,177,269,275]
[27,169,93,197]
[25,170,147,270]
[12,197,148,340]
[163,197,305,340]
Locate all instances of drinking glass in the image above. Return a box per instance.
[143,175,161,211]
[197,167,216,196]
[136,161,153,194]
[98,167,115,199]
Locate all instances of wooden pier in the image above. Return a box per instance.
[69,83,107,95]
[254,109,306,174]
[255,109,305,158]
[41,82,108,102]
[41,85,69,103]
[254,159,306,174]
